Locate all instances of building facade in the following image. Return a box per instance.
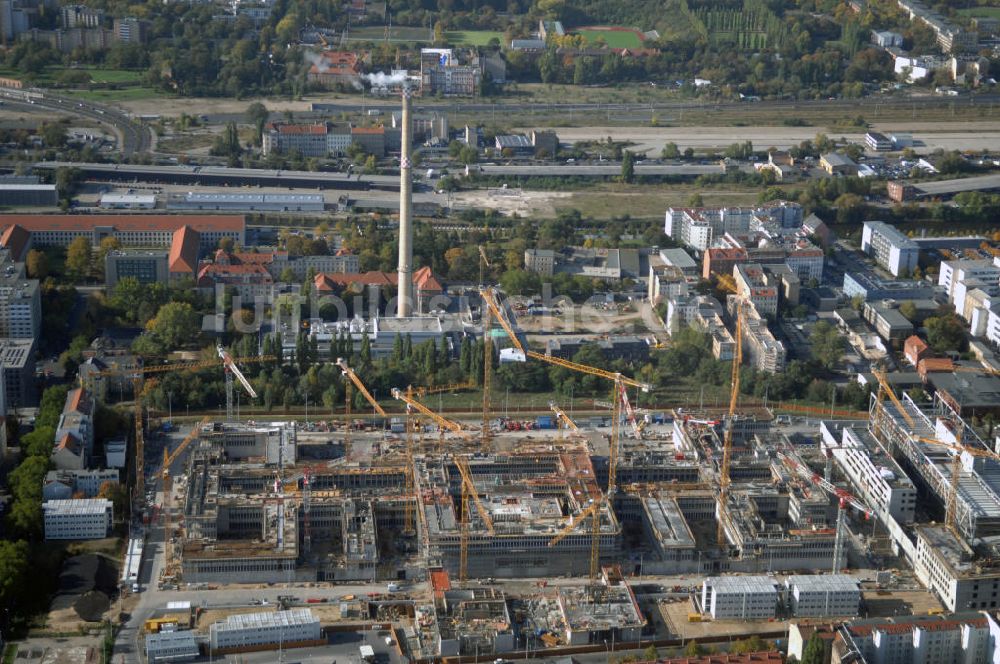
[861,221,919,277]
[43,498,113,540]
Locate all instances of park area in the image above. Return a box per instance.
[574,26,647,49]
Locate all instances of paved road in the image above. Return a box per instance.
[0,88,152,156]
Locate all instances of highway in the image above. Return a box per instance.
[0,87,153,156]
[478,163,726,176]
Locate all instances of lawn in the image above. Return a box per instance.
[446,30,504,46]
[83,68,144,84]
[346,25,431,42]
[575,27,646,49]
[60,86,170,102]
[958,6,1000,18]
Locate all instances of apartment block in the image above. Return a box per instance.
[837,612,991,664]
[701,576,778,620]
[43,498,113,540]
[785,575,861,617]
[734,264,778,317]
[42,468,119,500]
[861,221,919,277]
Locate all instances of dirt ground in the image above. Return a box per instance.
[451,188,573,217]
[119,95,330,117]
[547,121,1000,154]
[517,303,659,336]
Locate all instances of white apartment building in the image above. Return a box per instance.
[785,575,861,617]
[43,468,119,500]
[43,498,113,540]
[648,264,689,304]
[861,221,919,277]
[664,203,803,251]
[701,576,778,620]
[914,525,1000,613]
[939,259,1000,303]
[0,277,40,340]
[741,310,786,372]
[820,423,917,523]
[840,612,991,664]
[209,609,321,651]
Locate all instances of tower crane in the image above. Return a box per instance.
[549,402,578,436]
[217,345,258,422]
[717,304,743,550]
[548,499,603,582]
[161,416,210,567]
[481,285,649,580]
[91,353,272,503]
[482,299,493,451]
[777,451,872,573]
[478,245,491,286]
[336,358,387,416]
[390,388,465,435]
[453,454,495,582]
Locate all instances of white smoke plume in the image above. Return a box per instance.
[362,71,411,88]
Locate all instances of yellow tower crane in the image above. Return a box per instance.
[92,353,272,504]
[478,286,650,581]
[549,402,578,438]
[717,304,743,550]
[453,454,495,583]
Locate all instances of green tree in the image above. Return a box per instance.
[245,102,270,145]
[661,142,680,159]
[621,150,635,183]
[146,302,201,350]
[684,640,705,657]
[731,635,768,654]
[66,237,92,282]
[925,314,966,353]
[801,633,826,664]
[811,320,846,371]
[0,539,29,611]
[41,121,67,147]
[641,645,658,661]
[899,300,917,321]
[458,145,479,165]
[499,269,541,296]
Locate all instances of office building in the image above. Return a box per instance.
[865,132,893,151]
[420,48,480,96]
[701,576,778,620]
[819,422,916,523]
[914,526,1000,612]
[145,631,198,664]
[113,17,148,43]
[208,609,321,652]
[104,250,168,289]
[861,221,919,277]
[0,337,35,408]
[0,259,40,340]
[0,214,245,252]
[524,248,555,276]
[784,575,861,617]
[43,498,113,540]
[0,183,57,206]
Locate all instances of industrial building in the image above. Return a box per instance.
[100,192,157,209]
[167,192,325,212]
[208,609,322,652]
[700,576,778,620]
[0,183,58,206]
[784,575,861,617]
[145,631,198,663]
[43,498,113,540]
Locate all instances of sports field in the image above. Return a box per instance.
[575,26,646,49]
[958,6,1000,18]
[446,30,504,46]
[346,25,431,42]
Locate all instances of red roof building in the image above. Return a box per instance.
[904,335,931,367]
[306,51,362,89]
[168,225,201,280]
[0,223,31,261]
[314,266,443,313]
[0,214,245,251]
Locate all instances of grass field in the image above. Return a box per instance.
[346,25,431,42]
[446,30,504,46]
[575,27,646,49]
[958,6,1000,18]
[60,86,168,102]
[84,68,144,83]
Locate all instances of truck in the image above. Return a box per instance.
[387,582,401,593]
